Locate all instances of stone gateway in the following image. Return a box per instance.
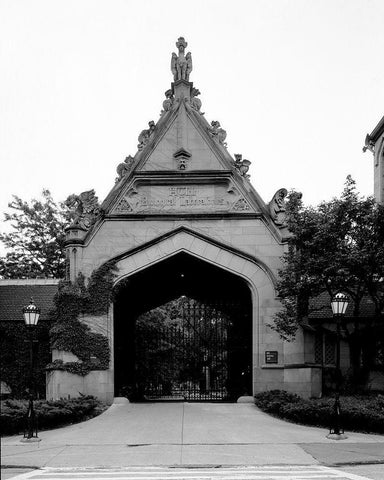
[47,38,322,404]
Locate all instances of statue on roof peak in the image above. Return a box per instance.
[171,36,192,82]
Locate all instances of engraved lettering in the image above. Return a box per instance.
[169,187,198,197]
[114,184,252,214]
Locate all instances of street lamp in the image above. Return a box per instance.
[21,298,41,442]
[328,292,348,439]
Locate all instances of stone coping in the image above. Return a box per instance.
[0,279,60,285]
[261,364,323,369]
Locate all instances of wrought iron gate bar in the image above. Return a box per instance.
[134,297,249,401]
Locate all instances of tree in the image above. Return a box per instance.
[0,190,71,279]
[273,177,384,380]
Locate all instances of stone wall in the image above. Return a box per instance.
[46,370,114,404]
[56,217,327,400]
[71,218,285,280]
[373,136,384,204]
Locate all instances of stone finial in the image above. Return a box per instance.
[269,188,288,226]
[171,37,193,82]
[138,121,155,150]
[65,190,100,230]
[176,36,188,50]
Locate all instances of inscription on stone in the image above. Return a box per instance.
[114,184,253,214]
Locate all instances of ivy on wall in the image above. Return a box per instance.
[48,261,117,376]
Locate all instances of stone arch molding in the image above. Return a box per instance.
[112,228,276,307]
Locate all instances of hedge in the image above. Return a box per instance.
[254,390,384,434]
[1,395,106,436]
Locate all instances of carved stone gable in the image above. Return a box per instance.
[100,37,286,235]
[140,107,228,172]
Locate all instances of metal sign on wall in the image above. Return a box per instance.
[265,351,278,364]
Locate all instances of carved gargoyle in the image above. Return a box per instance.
[208,120,227,147]
[362,134,375,154]
[160,89,175,116]
[190,87,203,113]
[171,37,192,82]
[269,188,288,227]
[233,154,251,179]
[116,155,134,182]
[65,189,100,230]
[137,121,155,150]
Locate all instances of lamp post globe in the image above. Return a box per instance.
[331,292,349,317]
[23,298,41,327]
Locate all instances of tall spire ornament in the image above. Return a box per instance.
[171,37,193,81]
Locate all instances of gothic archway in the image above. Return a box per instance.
[114,252,252,401]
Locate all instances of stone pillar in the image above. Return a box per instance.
[64,226,86,281]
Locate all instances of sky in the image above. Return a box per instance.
[1,0,383,225]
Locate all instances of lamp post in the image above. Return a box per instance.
[328,292,348,439]
[21,298,41,442]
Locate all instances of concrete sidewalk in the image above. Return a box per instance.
[1,403,384,468]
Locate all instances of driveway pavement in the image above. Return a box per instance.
[1,402,384,468]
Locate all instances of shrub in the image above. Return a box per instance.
[254,390,384,434]
[1,395,105,436]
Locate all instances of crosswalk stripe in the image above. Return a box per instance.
[9,466,374,480]
[28,470,336,476]
[28,474,340,478]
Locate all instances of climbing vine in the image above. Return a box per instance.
[48,261,117,376]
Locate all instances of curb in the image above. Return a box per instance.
[324,460,384,467]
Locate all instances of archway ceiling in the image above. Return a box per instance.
[114,251,251,317]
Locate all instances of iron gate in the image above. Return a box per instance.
[134,298,250,401]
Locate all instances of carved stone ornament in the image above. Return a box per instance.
[138,120,156,150]
[269,188,288,227]
[112,183,256,215]
[190,88,203,113]
[160,89,175,116]
[171,37,192,82]
[65,189,100,230]
[232,197,251,211]
[233,154,251,179]
[173,148,192,170]
[116,155,134,182]
[362,133,375,154]
[115,198,133,213]
[208,121,227,147]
